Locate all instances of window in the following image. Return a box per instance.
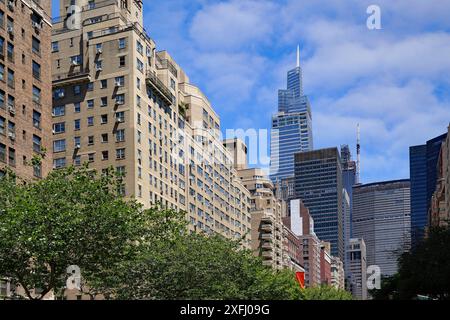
[74,102,81,113]
[101,114,108,124]
[100,97,107,107]
[136,41,143,55]
[73,85,81,95]
[7,42,14,62]
[7,68,14,88]
[32,135,42,153]
[53,158,66,169]
[115,94,125,105]
[54,88,65,99]
[88,136,94,145]
[87,99,94,109]
[88,153,95,162]
[87,82,94,91]
[32,37,40,54]
[52,41,59,52]
[0,143,5,163]
[52,105,65,117]
[74,155,81,166]
[119,56,125,67]
[115,111,125,122]
[32,86,41,104]
[116,148,125,160]
[0,90,4,108]
[71,55,81,65]
[0,116,5,135]
[95,60,102,71]
[9,148,15,167]
[115,76,124,87]
[32,110,41,129]
[100,79,107,89]
[101,133,108,143]
[102,151,109,160]
[0,63,4,82]
[87,116,94,126]
[74,136,81,148]
[53,139,66,152]
[74,119,80,131]
[116,129,125,142]
[53,122,65,134]
[118,38,126,49]
[137,77,141,90]
[136,58,144,73]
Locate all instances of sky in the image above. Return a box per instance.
[52,0,450,184]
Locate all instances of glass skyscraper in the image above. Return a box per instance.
[270,47,313,182]
[294,148,344,259]
[409,133,447,247]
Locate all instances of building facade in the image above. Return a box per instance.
[288,199,321,287]
[237,166,286,269]
[330,256,345,290]
[320,241,332,286]
[347,238,367,300]
[352,180,411,276]
[430,125,450,228]
[294,147,344,259]
[270,47,313,183]
[51,0,251,246]
[0,0,52,179]
[409,133,447,246]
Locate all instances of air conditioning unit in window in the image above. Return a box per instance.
[115,81,122,87]
[72,60,80,66]
[32,21,42,29]
[8,1,14,11]
[96,66,103,71]
[116,100,124,105]
[7,26,14,35]
[57,92,65,98]
[8,105,15,115]
[75,144,81,149]
[8,132,15,140]
[96,48,103,54]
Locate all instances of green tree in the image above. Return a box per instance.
[0,166,183,300]
[300,285,353,300]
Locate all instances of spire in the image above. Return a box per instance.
[296,44,300,68]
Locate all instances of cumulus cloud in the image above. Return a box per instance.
[142,0,450,183]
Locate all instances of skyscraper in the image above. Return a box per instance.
[293,147,344,259]
[0,0,52,180]
[409,133,447,246]
[347,238,368,300]
[352,180,411,276]
[270,46,313,182]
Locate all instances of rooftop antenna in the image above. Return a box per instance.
[296,44,300,68]
[356,123,361,184]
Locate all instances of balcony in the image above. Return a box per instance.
[146,70,174,106]
[261,241,272,250]
[261,251,273,259]
[260,224,273,232]
[53,71,91,88]
[261,233,272,241]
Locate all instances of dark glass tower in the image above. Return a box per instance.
[294,148,344,259]
[409,133,447,247]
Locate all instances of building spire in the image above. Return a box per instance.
[296,44,300,68]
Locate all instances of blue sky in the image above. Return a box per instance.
[52,0,450,184]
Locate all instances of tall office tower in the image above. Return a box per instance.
[347,238,367,300]
[352,180,411,276]
[0,0,52,179]
[51,0,251,246]
[409,133,447,246]
[294,147,344,259]
[270,46,313,183]
[288,199,321,287]
[430,125,450,228]
[237,166,287,269]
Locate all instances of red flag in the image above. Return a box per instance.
[296,272,305,289]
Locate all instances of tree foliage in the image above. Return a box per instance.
[0,166,352,300]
